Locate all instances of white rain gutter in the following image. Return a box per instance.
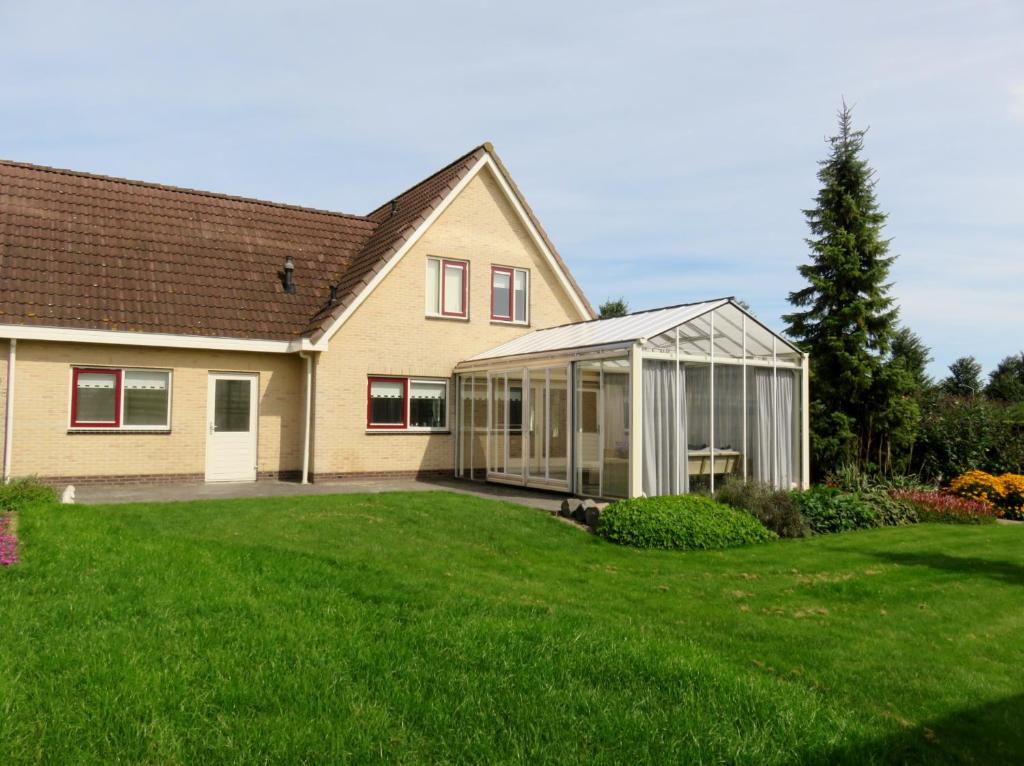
[299,351,315,484]
[3,339,15,482]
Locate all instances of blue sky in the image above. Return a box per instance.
[2,1,1021,378]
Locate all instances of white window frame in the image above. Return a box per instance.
[425,256,469,320]
[68,366,173,431]
[491,265,530,325]
[366,375,450,433]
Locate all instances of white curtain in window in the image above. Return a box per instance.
[370,381,403,398]
[123,370,170,426]
[513,270,527,321]
[75,371,118,423]
[124,370,168,390]
[410,381,445,399]
[443,263,463,314]
[492,270,510,318]
[409,380,446,429]
[77,372,116,388]
[426,259,440,314]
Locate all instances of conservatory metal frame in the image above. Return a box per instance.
[453,298,810,499]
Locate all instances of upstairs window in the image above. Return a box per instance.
[426,257,468,318]
[71,367,171,429]
[491,266,529,324]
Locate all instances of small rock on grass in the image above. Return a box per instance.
[560,498,583,519]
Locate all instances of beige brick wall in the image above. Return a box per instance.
[0,340,8,473]
[7,341,303,479]
[2,164,589,482]
[312,165,588,475]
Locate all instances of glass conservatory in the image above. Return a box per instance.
[453,298,809,499]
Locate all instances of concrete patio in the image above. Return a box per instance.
[72,476,566,513]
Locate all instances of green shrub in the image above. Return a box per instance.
[0,477,57,511]
[860,490,918,527]
[912,392,1024,482]
[826,463,932,493]
[714,480,811,538]
[596,495,777,551]
[790,487,879,534]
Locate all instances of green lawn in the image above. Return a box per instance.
[1,492,1022,765]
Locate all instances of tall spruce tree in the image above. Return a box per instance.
[784,104,906,475]
[890,326,933,389]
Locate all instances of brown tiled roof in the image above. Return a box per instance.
[303,145,489,340]
[0,143,592,343]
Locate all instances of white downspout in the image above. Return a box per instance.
[299,351,314,484]
[3,339,15,483]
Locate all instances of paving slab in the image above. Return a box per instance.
[72,477,565,513]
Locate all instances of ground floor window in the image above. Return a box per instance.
[367,376,448,431]
[71,367,171,429]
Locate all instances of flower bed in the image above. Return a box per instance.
[890,489,998,525]
[0,512,18,566]
[947,470,1024,520]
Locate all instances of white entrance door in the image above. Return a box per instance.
[205,372,258,482]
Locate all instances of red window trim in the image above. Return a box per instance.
[367,376,409,429]
[71,367,123,428]
[439,259,468,318]
[490,266,514,321]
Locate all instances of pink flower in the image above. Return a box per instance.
[0,512,18,566]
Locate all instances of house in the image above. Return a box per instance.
[0,144,807,498]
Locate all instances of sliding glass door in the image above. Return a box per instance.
[483,366,570,490]
[573,357,630,499]
[457,374,488,480]
[526,365,570,489]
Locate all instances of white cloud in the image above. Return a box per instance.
[0,0,1021,376]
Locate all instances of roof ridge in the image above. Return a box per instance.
[365,144,488,218]
[530,297,736,333]
[0,157,374,223]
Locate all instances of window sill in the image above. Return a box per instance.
[425,314,470,322]
[68,428,171,435]
[365,429,451,435]
[490,320,529,327]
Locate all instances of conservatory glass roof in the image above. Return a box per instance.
[461,298,803,365]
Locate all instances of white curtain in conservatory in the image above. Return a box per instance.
[750,369,795,488]
[642,361,687,496]
[775,370,794,488]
